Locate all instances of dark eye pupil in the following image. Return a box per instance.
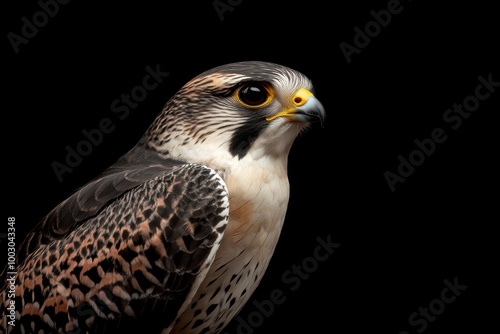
[239,83,268,106]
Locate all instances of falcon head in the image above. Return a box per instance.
[145,61,325,167]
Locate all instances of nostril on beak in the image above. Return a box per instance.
[292,88,313,107]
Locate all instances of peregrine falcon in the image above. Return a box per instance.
[0,61,325,333]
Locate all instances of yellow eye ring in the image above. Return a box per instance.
[234,82,274,109]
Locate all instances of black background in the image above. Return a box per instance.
[2,0,498,333]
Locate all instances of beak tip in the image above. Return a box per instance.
[300,95,326,127]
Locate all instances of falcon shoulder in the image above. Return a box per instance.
[15,140,184,265]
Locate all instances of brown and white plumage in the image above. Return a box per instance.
[0,61,325,333]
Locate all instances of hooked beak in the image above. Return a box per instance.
[266,88,326,127]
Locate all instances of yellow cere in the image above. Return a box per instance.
[266,88,314,122]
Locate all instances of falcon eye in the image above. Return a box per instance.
[234,82,273,108]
